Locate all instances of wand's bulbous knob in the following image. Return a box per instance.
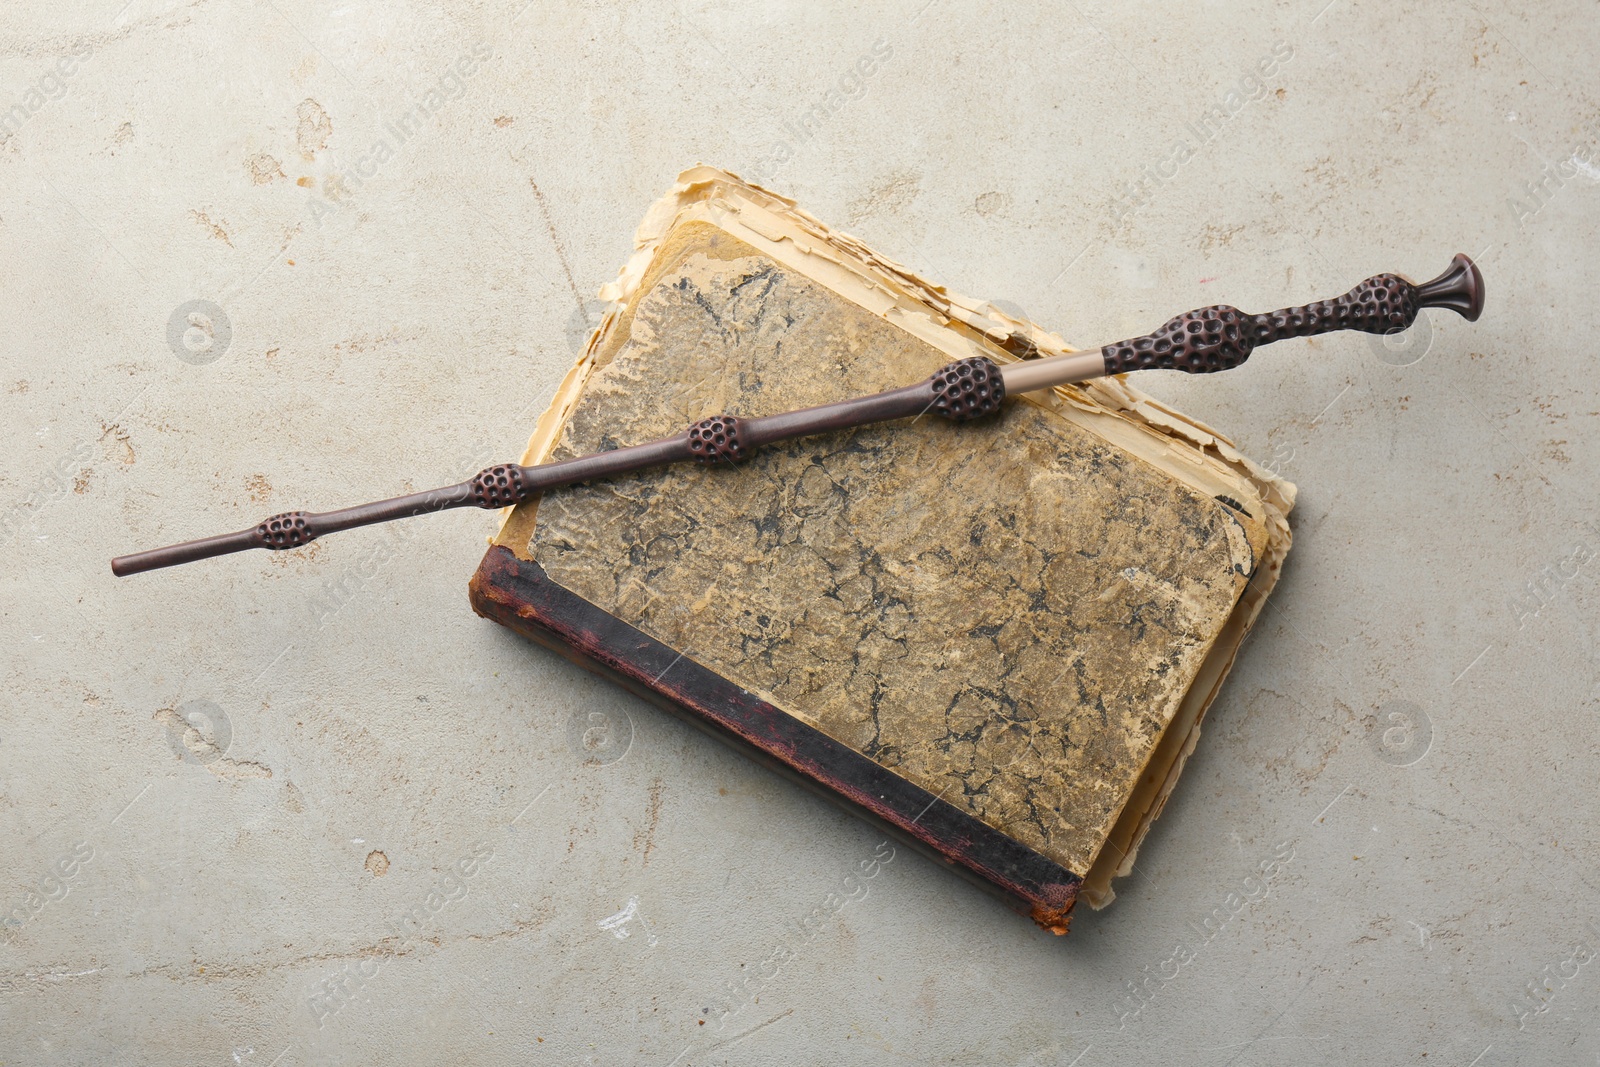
[1103,305,1255,375]
[687,415,747,464]
[471,464,527,508]
[258,511,313,549]
[931,357,1006,420]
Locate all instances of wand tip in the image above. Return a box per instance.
[109,527,261,576]
[111,553,157,577]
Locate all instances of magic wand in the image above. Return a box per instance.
[111,254,1483,577]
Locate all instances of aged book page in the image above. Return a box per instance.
[494,169,1294,905]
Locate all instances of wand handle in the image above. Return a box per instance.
[1098,253,1483,375]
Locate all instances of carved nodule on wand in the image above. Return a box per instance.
[110,254,1483,577]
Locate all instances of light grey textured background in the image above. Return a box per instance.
[2,2,1596,1064]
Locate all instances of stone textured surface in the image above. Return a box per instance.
[2,2,1597,1065]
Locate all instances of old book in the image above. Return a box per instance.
[469,166,1295,932]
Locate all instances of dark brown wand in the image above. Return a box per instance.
[111,254,1483,577]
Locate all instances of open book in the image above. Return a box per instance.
[471,166,1295,932]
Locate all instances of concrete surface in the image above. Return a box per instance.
[2,1,1597,1064]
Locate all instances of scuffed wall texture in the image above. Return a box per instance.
[1,2,1595,1064]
